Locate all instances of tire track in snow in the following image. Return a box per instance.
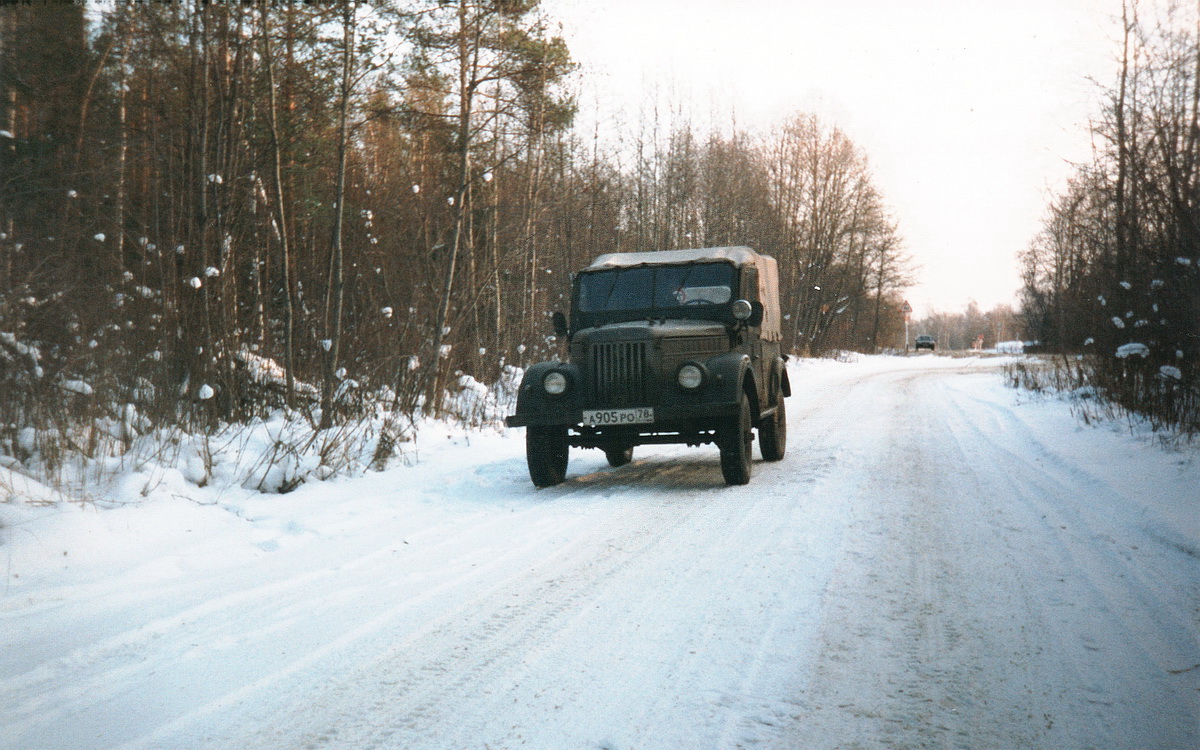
[215,489,731,748]
[934,374,1200,747]
[182,384,860,750]
[796,366,1199,750]
[4,489,605,749]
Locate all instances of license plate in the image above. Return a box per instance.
[582,407,654,426]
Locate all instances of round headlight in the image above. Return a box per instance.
[543,370,568,395]
[731,299,753,321]
[677,363,704,390]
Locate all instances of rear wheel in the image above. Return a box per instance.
[604,443,634,467]
[759,385,787,462]
[719,392,753,485]
[526,425,569,487]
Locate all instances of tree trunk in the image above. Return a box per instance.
[320,0,355,430]
[259,0,297,407]
[113,15,132,275]
[425,0,472,413]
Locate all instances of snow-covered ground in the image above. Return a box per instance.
[2,355,1197,749]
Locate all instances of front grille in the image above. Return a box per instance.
[591,341,649,406]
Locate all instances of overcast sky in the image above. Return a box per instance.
[543,0,1122,317]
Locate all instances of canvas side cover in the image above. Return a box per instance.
[756,253,782,343]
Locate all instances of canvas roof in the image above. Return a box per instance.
[585,246,766,270]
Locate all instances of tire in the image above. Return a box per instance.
[719,391,753,486]
[526,425,569,487]
[759,386,787,462]
[604,444,634,467]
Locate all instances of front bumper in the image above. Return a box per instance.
[505,401,740,429]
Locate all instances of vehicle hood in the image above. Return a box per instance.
[572,319,729,345]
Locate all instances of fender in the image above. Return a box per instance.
[508,361,584,427]
[773,357,792,399]
[704,351,757,408]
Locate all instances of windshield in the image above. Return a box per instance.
[577,262,736,313]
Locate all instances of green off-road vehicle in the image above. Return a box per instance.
[506,246,790,487]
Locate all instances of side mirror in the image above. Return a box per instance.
[551,311,568,338]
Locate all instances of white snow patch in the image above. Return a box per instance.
[59,379,94,396]
[1116,343,1150,359]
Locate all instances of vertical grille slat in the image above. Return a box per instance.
[591,341,649,406]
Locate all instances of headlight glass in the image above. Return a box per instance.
[677,363,704,390]
[543,370,568,395]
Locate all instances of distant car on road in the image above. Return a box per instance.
[915,334,936,351]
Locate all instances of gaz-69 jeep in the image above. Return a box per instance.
[505,246,790,487]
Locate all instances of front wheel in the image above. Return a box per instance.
[718,392,753,485]
[527,425,569,487]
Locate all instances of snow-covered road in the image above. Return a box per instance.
[2,356,1198,749]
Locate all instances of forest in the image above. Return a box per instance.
[5,1,1196,491]
[0,1,915,475]
[1019,0,1199,434]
